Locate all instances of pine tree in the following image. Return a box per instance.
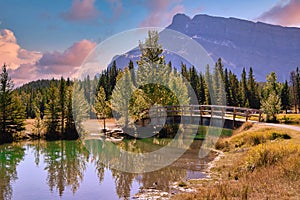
[290,68,300,112]
[281,80,290,113]
[181,63,189,81]
[84,75,92,117]
[72,82,89,137]
[212,60,225,105]
[128,60,136,86]
[247,67,260,108]
[229,71,240,106]
[204,64,212,104]
[108,60,119,95]
[240,68,249,107]
[44,80,60,139]
[198,73,206,105]
[32,105,44,138]
[261,72,281,122]
[136,30,176,106]
[65,84,78,139]
[168,70,190,106]
[189,66,200,102]
[111,68,136,127]
[0,64,25,144]
[59,77,66,135]
[94,87,111,130]
[224,69,232,106]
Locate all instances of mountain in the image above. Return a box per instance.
[167,14,300,81]
[111,14,300,82]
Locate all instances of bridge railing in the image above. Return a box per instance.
[147,105,263,125]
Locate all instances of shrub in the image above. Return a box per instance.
[230,129,291,149]
[245,142,300,168]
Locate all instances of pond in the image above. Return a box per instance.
[0,138,216,200]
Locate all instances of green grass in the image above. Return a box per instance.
[194,126,232,140]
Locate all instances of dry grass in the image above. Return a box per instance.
[215,123,291,151]
[173,124,300,200]
[277,114,300,124]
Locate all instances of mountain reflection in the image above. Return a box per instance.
[0,139,207,199]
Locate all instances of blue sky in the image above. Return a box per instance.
[0,0,299,85]
[0,0,280,52]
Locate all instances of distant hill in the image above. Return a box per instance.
[111,13,300,82]
[16,79,58,92]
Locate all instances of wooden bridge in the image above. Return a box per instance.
[142,105,263,129]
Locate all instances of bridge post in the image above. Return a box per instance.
[233,108,236,128]
[259,111,262,122]
[245,110,249,121]
[200,106,203,125]
[190,105,193,124]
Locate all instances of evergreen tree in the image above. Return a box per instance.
[59,77,66,135]
[94,87,111,130]
[247,67,260,108]
[215,58,224,79]
[65,84,78,139]
[32,105,44,138]
[229,71,240,106]
[198,73,206,105]
[212,60,225,105]
[290,68,300,112]
[0,64,25,144]
[128,60,136,86]
[224,69,232,106]
[108,60,119,95]
[281,80,290,113]
[240,68,249,107]
[112,68,136,127]
[72,82,89,137]
[136,30,175,106]
[189,66,200,103]
[44,80,60,139]
[84,75,92,117]
[204,64,212,104]
[181,63,189,81]
[261,72,281,122]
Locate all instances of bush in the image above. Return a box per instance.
[246,142,300,168]
[230,129,291,149]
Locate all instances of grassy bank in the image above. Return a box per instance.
[277,114,300,124]
[173,122,300,200]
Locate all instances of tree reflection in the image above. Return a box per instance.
[42,141,89,196]
[111,169,135,199]
[0,144,25,200]
[85,138,189,198]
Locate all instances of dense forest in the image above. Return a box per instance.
[1,30,300,144]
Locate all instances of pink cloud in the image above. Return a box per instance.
[0,29,96,86]
[140,0,185,27]
[61,0,100,21]
[9,39,96,87]
[37,39,96,75]
[0,29,41,70]
[257,0,300,27]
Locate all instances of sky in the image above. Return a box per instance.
[0,0,300,86]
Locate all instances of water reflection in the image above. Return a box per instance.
[42,140,89,196]
[0,139,210,199]
[0,144,25,200]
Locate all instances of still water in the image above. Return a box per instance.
[0,139,214,200]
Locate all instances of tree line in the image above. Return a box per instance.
[1,30,299,144]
